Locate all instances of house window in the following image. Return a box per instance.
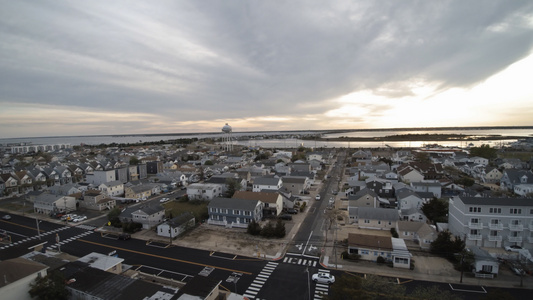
[530,209,533,214]
[469,207,481,213]
[244,211,251,216]
[489,208,501,214]
[510,208,522,214]
[378,220,381,225]
[233,210,239,215]
[482,265,493,273]
[470,218,479,224]
[395,257,409,264]
[364,219,370,224]
[360,250,369,255]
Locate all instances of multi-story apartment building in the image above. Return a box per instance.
[448,196,533,251]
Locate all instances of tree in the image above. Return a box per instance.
[470,144,498,160]
[204,160,213,165]
[414,151,430,163]
[421,198,449,223]
[224,178,242,198]
[430,230,465,259]
[107,207,122,227]
[260,221,275,238]
[29,270,70,300]
[129,156,139,165]
[274,219,286,238]
[456,176,475,187]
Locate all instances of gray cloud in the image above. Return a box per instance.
[1,0,532,136]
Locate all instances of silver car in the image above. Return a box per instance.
[312,272,335,284]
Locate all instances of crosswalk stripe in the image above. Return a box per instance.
[318,269,329,273]
[248,286,261,291]
[251,283,262,288]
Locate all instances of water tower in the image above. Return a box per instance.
[222,123,233,151]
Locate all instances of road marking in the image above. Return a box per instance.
[77,239,252,275]
[302,231,313,255]
[448,284,487,293]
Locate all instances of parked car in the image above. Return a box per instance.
[66,214,78,222]
[287,208,298,214]
[73,215,87,222]
[312,272,335,284]
[505,245,523,252]
[279,214,293,221]
[53,212,65,219]
[2,215,11,220]
[118,233,131,240]
[315,195,321,200]
[160,197,170,203]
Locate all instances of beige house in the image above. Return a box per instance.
[398,167,424,183]
[396,221,438,249]
[80,190,116,211]
[484,167,503,184]
[124,185,153,200]
[0,258,48,300]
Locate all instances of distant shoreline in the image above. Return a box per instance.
[306,133,530,142]
[2,125,532,140]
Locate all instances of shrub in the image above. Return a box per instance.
[341,251,361,261]
[390,228,399,238]
[377,256,386,264]
[300,202,307,212]
[247,220,261,235]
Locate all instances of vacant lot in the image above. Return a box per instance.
[162,199,208,221]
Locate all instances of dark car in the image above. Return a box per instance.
[279,214,292,221]
[118,233,131,240]
[287,208,298,214]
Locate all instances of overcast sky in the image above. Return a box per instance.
[1,0,533,138]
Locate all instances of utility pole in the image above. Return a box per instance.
[56,233,61,253]
[305,267,311,300]
[35,217,41,240]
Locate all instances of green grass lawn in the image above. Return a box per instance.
[162,199,208,221]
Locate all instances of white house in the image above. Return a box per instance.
[157,212,195,239]
[187,183,223,201]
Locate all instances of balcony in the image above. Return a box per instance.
[509,224,524,231]
[508,236,523,243]
[488,235,502,242]
[468,222,483,229]
[468,234,482,241]
[489,223,503,230]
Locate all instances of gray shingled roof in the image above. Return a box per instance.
[459,196,533,207]
[357,207,399,221]
[208,197,260,211]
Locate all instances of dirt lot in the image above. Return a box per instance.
[134,222,290,258]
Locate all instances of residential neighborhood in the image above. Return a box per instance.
[1,138,533,299]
